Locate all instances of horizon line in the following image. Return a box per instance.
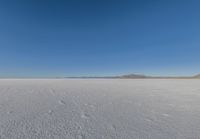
[0,73,199,79]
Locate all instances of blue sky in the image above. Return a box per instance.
[0,0,200,77]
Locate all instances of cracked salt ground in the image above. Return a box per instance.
[0,79,200,139]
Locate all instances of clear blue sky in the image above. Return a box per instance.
[0,0,200,77]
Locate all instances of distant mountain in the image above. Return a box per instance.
[66,74,148,79]
[193,74,200,78]
[120,74,200,79]
[66,73,200,79]
[119,74,148,79]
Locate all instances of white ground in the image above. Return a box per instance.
[0,79,200,139]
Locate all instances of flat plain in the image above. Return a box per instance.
[0,79,200,139]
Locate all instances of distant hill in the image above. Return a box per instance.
[119,74,148,79]
[120,74,200,79]
[66,73,200,79]
[193,74,200,78]
[66,74,148,79]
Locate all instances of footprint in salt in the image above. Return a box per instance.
[7,111,13,114]
[145,118,154,123]
[51,89,56,95]
[48,110,53,115]
[84,103,96,110]
[77,125,82,130]
[77,134,85,139]
[58,100,66,105]
[81,112,90,119]
[110,124,117,131]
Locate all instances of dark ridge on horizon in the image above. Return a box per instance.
[65,73,200,79]
[193,74,200,78]
[0,74,200,79]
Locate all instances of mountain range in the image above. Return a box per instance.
[67,74,200,79]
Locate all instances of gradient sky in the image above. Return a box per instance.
[0,0,200,77]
